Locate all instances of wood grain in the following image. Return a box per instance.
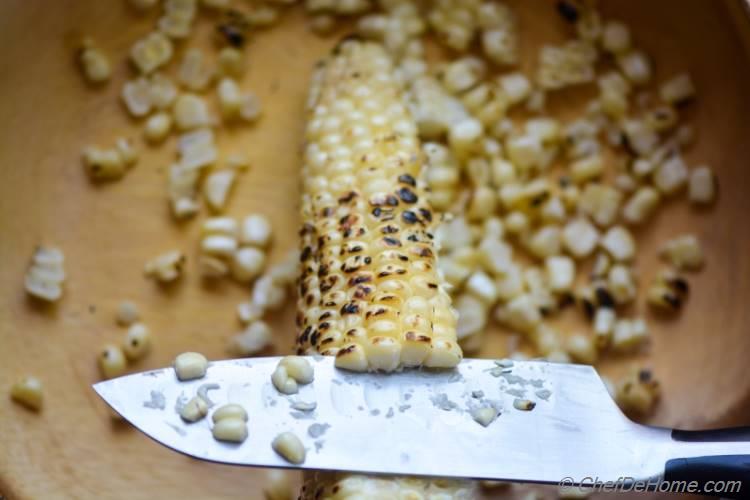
[1,1,749,498]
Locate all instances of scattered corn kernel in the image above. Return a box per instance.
[600,226,636,262]
[130,31,173,74]
[228,321,272,356]
[688,166,716,205]
[10,376,43,411]
[203,169,236,212]
[180,396,209,422]
[622,186,660,225]
[241,214,273,247]
[212,418,248,443]
[513,398,536,411]
[99,344,127,380]
[144,250,186,282]
[144,112,173,143]
[212,403,248,423]
[272,431,306,464]
[271,365,298,395]
[659,73,695,105]
[174,352,208,381]
[660,234,704,270]
[653,155,688,195]
[561,218,599,259]
[472,406,498,427]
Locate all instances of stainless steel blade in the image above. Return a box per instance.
[92,357,742,484]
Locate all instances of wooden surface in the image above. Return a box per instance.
[1,1,750,498]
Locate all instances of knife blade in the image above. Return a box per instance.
[93,356,749,488]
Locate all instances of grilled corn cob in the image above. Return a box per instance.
[296,39,462,372]
[298,39,473,500]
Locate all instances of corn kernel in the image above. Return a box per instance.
[123,323,151,361]
[688,166,716,205]
[660,234,704,270]
[99,345,127,380]
[10,376,43,411]
[272,432,306,464]
[174,352,208,381]
[228,321,272,356]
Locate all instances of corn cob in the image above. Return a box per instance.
[296,39,463,372]
[297,39,474,499]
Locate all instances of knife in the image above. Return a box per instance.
[93,356,750,497]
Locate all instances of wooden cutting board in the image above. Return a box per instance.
[1,1,749,498]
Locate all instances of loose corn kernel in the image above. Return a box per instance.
[123,323,151,361]
[212,418,248,443]
[217,47,246,78]
[622,119,659,156]
[505,134,543,173]
[455,293,488,348]
[611,318,649,352]
[600,226,636,262]
[498,73,531,106]
[241,214,273,248]
[82,147,126,182]
[622,186,660,225]
[99,345,127,380]
[617,50,651,85]
[579,184,622,227]
[174,352,208,381]
[144,250,186,282]
[201,235,238,258]
[203,169,236,212]
[115,138,138,168]
[272,431,306,464]
[601,20,631,54]
[660,234,704,270]
[217,78,243,119]
[659,73,695,105]
[116,300,140,326]
[149,73,178,109]
[79,42,111,83]
[532,323,562,356]
[504,211,529,235]
[616,369,660,414]
[465,271,498,305]
[593,307,616,349]
[180,396,209,422]
[240,93,263,123]
[653,155,688,195]
[566,334,597,365]
[236,301,264,324]
[213,403,248,423]
[272,365,298,395]
[448,118,484,158]
[513,398,536,411]
[178,48,213,91]
[199,255,229,278]
[440,56,486,94]
[202,216,238,237]
[10,376,43,411]
[280,356,315,385]
[228,321,272,355]
[252,275,286,311]
[495,294,540,334]
[466,186,497,220]
[607,264,636,304]
[130,31,173,74]
[174,94,212,131]
[477,237,512,276]
[144,112,173,143]
[646,269,689,312]
[231,247,266,282]
[472,406,498,427]
[688,166,717,205]
[545,255,575,293]
[526,225,561,259]
[570,154,604,184]
[25,246,65,302]
[495,264,524,301]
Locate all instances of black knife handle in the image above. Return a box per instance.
[663,428,750,498]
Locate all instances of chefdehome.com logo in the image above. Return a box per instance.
[558,476,742,495]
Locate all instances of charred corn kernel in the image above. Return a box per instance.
[622,186,660,225]
[653,155,688,195]
[231,247,266,282]
[570,155,603,184]
[272,365,298,394]
[602,20,631,54]
[472,406,498,427]
[561,217,599,259]
[659,73,695,105]
[612,318,649,352]
[149,73,178,109]
[120,77,153,118]
[272,431,306,464]
[593,307,616,349]
[280,356,314,384]
[199,255,229,278]
[217,47,246,78]
[617,50,651,85]
[240,214,273,247]
[660,234,704,270]
[212,403,248,423]
[99,344,127,380]
[465,271,497,305]
[647,269,689,311]
[580,184,622,227]
[116,300,140,326]
[616,369,660,414]
[178,48,213,91]
[513,398,536,411]
[144,112,172,143]
[130,31,173,74]
[82,146,126,181]
[203,170,236,212]
[174,352,208,381]
[201,235,238,258]
[526,225,561,259]
[180,396,208,422]
[79,43,111,83]
[495,294,540,333]
[600,226,635,262]
[144,250,186,282]
[252,275,286,311]
[498,73,531,106]
[123,323,151,361]
[545,256,575,293]
[228,320,272,355]
[174,94,212,131]
[296,41,461,371]
[689,166,716,205]
[10,376,43,411]
[212,418,248,443]
[607,265,636,305]
[566,334,597,365]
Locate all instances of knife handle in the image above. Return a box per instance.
[663,427,750,499]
